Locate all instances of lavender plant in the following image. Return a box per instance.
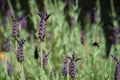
[11,16,20,38]
[111,55,120,80]
[42,50,51,68]
[20,16,27,28]
[16,38,26,63]
[81,30,86,45]
[68,52,81,78]
[62,56,68,77]
[91,7,98,24]
[6,8,12,17]
[38,11,50,41]
[7,61,12,76]
[5,37,10,52]
[113,27,120,44]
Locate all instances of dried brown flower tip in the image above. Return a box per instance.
[34,44,39,60]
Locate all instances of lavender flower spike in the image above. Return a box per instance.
[16,38,26,63]
[42,50,51,68]
[113,27,120,44]
[7,62,12,76]
[5,37,10,52]
[20,16,27,28]
[38,11,50,41]
[111,55,120,80]
[62,56,68,77]
[81,30,86,45]
[68,52,81,78]
[11,16,19,38]
[111,55,119,63]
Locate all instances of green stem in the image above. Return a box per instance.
[5,55,8,80]
[8,76,11,80]
[110,0,116,18]
[67,76,69,80]
[41,41,44,80]
[39,40,43,80]
[37,59,41,79]
[19,63,25,80]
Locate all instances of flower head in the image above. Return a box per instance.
[42,50,51,68]
[113,27,120,44]
[11,16,20,38]
[16,38,26,63]
[7,61,12,76]
[38,11,50,41]
[62,56,68,77]
[111,55,120,80]
[20,16,27,28]
[68,52,81,78]
[81,30,86,45]
[5,37,10,52]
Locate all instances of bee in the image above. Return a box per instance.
[92,42,99,47]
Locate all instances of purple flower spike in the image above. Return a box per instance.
[11,16,20,38]
[92,7,98,23]
[5,37,10,52]
[6,8,12,17]
[16,38,26,63]
[7,62,12,76]
[62,56,68,77]
[81,30,86,45]
[42,50,51,68]
[38,11,50,41]
[113,27,120,44]
[111,55,120,80]
[20,16,27,28]
[68,52,81,78]
[111,55,119,63]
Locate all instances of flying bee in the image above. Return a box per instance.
[92,42,99,47]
